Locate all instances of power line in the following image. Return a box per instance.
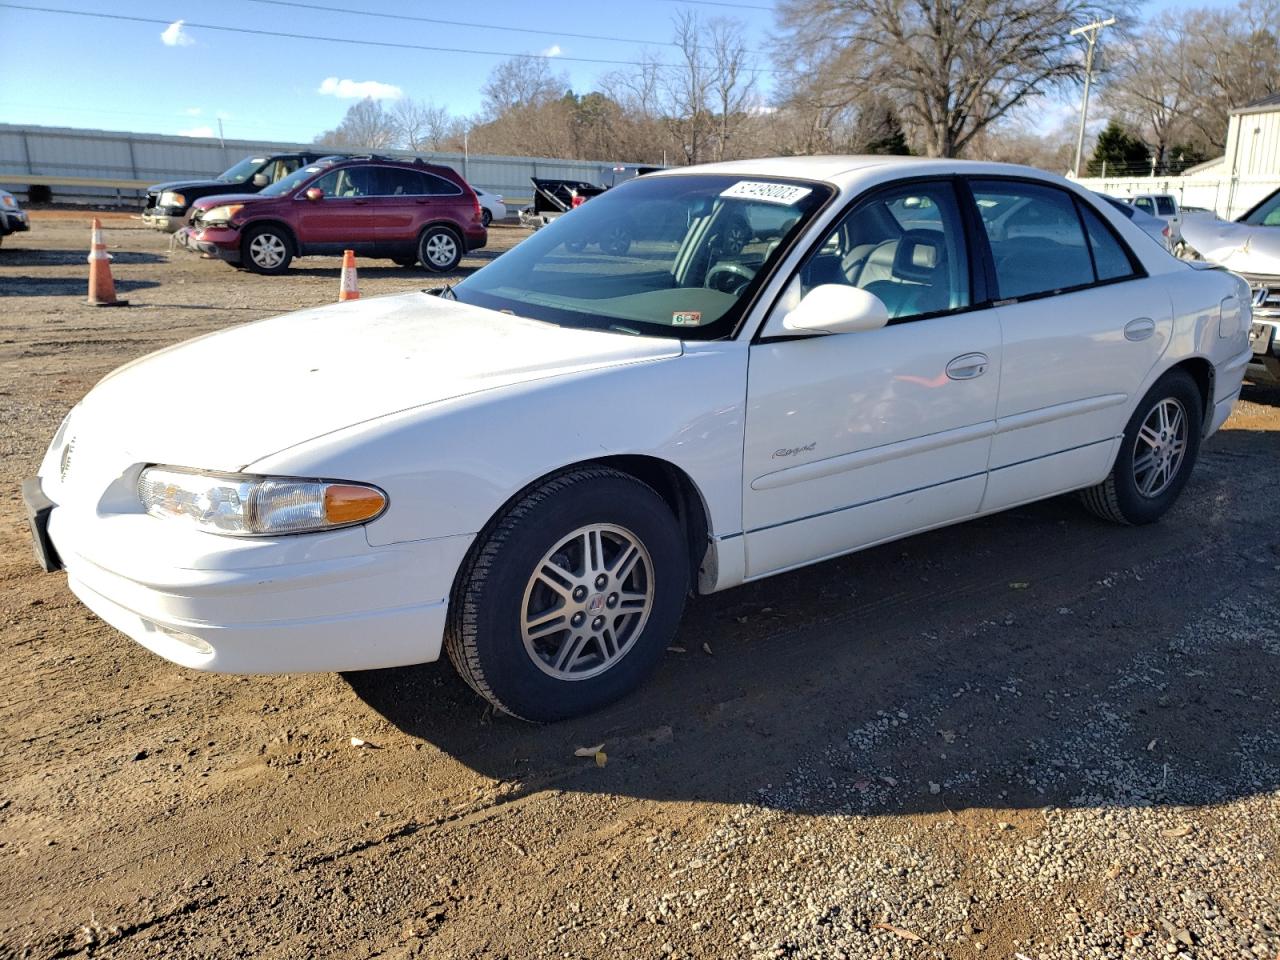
[0,3,675,67]
[239,0,686,50]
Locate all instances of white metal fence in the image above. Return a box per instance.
[0,123,639,205]
[1073,172,1280,219]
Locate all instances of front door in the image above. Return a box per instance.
[967,179,1173,511]
[294,165,379,256]
[742,180,1001,579]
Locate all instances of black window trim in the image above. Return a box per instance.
[965,174,1148,308]
[754,174,991,344]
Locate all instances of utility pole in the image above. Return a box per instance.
[217,118,225,149]
[1070,16,1116,178]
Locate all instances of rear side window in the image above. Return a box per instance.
[1079,202,1139,281]
[422,173,463,197]
[378,169,429,196]
[971,181,1093,299]
[1133,197,1155,215]
[1156,196,1176,216]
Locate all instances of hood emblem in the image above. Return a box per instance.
[59,439,75,482]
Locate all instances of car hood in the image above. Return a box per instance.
[190,192,267,210]
[149,178,259,193]
[1180,214,1280,277]
[74,292,683,470]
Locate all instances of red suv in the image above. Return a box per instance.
[177,155,486,274]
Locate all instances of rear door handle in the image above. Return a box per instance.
[1124,317,1155,341]
[946,353,989,380]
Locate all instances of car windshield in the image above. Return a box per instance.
[452,174,833,339]
[259,163,330,197]
[217,157,267,183]
[1242,188,1280,227]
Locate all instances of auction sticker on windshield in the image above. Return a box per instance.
[672,311,702,326]
[721,181,813,205]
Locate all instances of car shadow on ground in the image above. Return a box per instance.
[0,248,165,267]
[0,276,161,297]
[346,426,1280,819]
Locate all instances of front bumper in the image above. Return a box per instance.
[142,211,184,232]
[1247,315,1280,384]
[25,475,471,673]
[0,208,29,234]
[175,225,241,263]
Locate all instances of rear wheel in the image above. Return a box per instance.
[241,225,293,274]
[1080,369,1203,525]
[597,222,632,256]
[481,208,493,228]
[445,468,688,722]
[418,226,462,272]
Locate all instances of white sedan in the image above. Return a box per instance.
[25,157,1254,721]
[473,188,506,227]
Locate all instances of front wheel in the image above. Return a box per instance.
[418,226,462,272]
[1080,368,1203,525]
[241,225,293,274]
[445,468,689,722]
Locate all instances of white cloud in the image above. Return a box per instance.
[317,77,403,101]
[178,125,215,138]
[161,20,194,47]
[183,106,203,117]
[540,44,562,58]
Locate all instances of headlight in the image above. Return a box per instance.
[200,203,244,224]
[137,467,387,536]
[159,191,186,207]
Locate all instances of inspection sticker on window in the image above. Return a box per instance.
[720,181,812,205]
[672,311,702,326]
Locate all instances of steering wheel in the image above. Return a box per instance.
[705,262,757,294]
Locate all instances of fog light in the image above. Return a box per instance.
[154,624,214,656]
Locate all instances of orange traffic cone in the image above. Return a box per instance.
[338,249,360,301]
[86,218,127,307]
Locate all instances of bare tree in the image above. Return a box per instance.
[661,11,717,164]
[773,0,1127,157]
[481,57,567,119]
[314,98,399,150]
[708,18,758,160]
[1100,14,1195,168]
[392,99,464,152]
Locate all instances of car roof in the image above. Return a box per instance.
[649,155,1082,192]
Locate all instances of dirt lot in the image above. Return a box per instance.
[1,211,1279,960]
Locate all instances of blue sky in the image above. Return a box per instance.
[0,0,1242,145]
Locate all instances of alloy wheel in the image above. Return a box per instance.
[520,523,654,681]
[424,232,458,268]
[1133,397,1188,498]
[249,233,286,269]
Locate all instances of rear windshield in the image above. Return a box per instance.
[452,174,833,340]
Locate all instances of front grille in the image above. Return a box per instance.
[1240,274,1280,316]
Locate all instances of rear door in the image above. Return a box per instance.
[294,165,378,255]
[968,179,1172,512]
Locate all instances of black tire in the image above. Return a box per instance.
[393,257,418,267]
[418,225,463,273]
[597,221,632,256]
[240,224,293,275]
[722,215,751,255]
[445,468,689,722]
[481,208,493,228]
[1080,368,1203,525]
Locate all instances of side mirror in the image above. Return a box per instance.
[783,284,890,335]
[252,173,269,187]
[304,187,324,201]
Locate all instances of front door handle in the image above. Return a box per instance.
[1124,317,1155,341]
[946,353,989,380]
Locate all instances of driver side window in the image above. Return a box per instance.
[795,181,970,321]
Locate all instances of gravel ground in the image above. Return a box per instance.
[1,212,1278,960]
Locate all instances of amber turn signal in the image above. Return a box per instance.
[323,484,387,524]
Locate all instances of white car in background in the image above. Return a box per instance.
[1129,192,1183,249]
[473,188,506,227]
[25,157,1253,722]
